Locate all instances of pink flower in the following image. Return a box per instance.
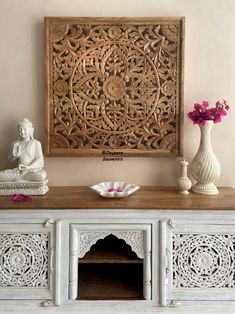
[10,194,32,202]
[188,100,230,126]
[107,187,123,192]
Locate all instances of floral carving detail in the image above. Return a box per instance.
[50,23,69,42]
[54,80,69,96]
[47,19,184,155]
[79,231,144,258]
[161,80,175,96]
[0,234,49,287]
[173,234,235,288]
[70,42,159,135]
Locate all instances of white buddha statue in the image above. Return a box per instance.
[0,118,47,182]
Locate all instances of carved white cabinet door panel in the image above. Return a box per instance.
[160,220,235,306]
[0,221,58,301]
[69,223,152,301]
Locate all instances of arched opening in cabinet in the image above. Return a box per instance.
[77,234,144,300]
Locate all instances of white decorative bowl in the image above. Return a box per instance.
[90,182,140,198]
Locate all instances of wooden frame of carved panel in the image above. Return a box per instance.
[45,17,184,157]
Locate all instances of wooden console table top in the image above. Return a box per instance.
[0,186,235,210]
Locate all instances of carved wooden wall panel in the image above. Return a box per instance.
[45,17,184,156]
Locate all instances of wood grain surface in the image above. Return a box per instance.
[0,186,235,210]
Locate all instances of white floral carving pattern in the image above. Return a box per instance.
[0,234,49,287]
[79,231,144,258]
[173,234,235,288]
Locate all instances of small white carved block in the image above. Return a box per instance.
[0,180,49,195]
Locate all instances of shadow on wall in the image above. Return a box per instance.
[0,120,19,170]
[155,158,180,186]
[32,20,45,145]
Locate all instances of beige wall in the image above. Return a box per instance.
[0,0,234,187]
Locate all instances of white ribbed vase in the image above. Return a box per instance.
[190,120,221,195]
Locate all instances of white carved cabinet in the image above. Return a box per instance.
[0,186,235,314]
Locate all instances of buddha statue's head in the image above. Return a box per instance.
[18,118,34,140]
